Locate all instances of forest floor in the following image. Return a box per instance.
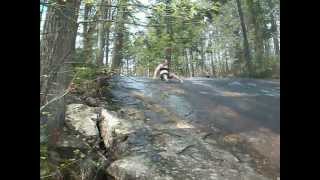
[108,76,280,179]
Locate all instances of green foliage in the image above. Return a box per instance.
[71,0,279,79]
[40,140,57,178]
[251,55,279,78]
[74,66,98,84]
[84,0,95,5]
[129,0,214,75]
[73,48,87,65]
[72,48,113,83]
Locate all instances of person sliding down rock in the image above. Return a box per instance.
[152,59,184,83]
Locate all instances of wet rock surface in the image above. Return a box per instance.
[102,76,280,180]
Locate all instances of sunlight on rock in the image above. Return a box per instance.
[217,105,241,119]
[176,121,194,129]
[221,91,248,97]
[131,91,146,98]
[223,134,243,144]
[239,128,280,169]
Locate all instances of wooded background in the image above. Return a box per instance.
[40,0,280,80]
[40,1,280,177]
[40,0,279,144]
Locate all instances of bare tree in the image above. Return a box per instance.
[267,0,280,56]
[111,0,128,71]
[40,0,81,147]
[96,0,113,66]
[235,0,253,75]
[83,3,98,64]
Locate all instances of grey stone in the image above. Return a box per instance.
[99,109,271,180]
[85,97,99,107]
[98,76,279,180]
[65,104,99,137]
[55,133,88,149]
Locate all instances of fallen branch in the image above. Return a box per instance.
[40,89,71,112]
[40,71,79,112]
[40,172,59,179]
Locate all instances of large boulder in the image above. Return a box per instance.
[65,104,99,138]
[99,109,133,157]
[99,108,271,180]
[49,104,111,180]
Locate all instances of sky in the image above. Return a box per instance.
[128,0,152,34]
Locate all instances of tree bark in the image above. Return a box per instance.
[200,42,205,76]
[40,0,81,147]
[190,48,195,77]
[246,0,264,66]
[186,49,192,77]
[105,29,110,66]
[218,50,223,76]
[96,0,107,66]
[235,0,253,76]
[210,51,216,77]
[264,38,271,57]
[96,0,113,66]
[83,4,98,64]
[83,3,90,42]
[225,50,229,74]
[165,0,173,70]
[111,0,128,72]
[126,58,129,75]
[267,0,280,56]
[104,3,112,67]
[184,49,189,76]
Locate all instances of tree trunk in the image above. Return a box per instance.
[225,50,229,74]
[105,28,110,66]
[40,0,81,147]
[165,0,173,70]
[190,49,195,77]
[111,0,128,72]
[218,50,223,76]
[83,4,98,64]
[246,0,264,66]
[235,0,253,76]
[104,4,112,67]
[186,49,192,77]
[200,42,205,76]
[133,61,136,75]
[264,38,271,57]
[96,0,107,66]
[96,0,113,66]
[83,3,90,42]
[210,52,216,77]
[126,59,129,75]
[147,61,150,77]
[267,0,280,56]
[214,51,218,76]
[183,49,189,76]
